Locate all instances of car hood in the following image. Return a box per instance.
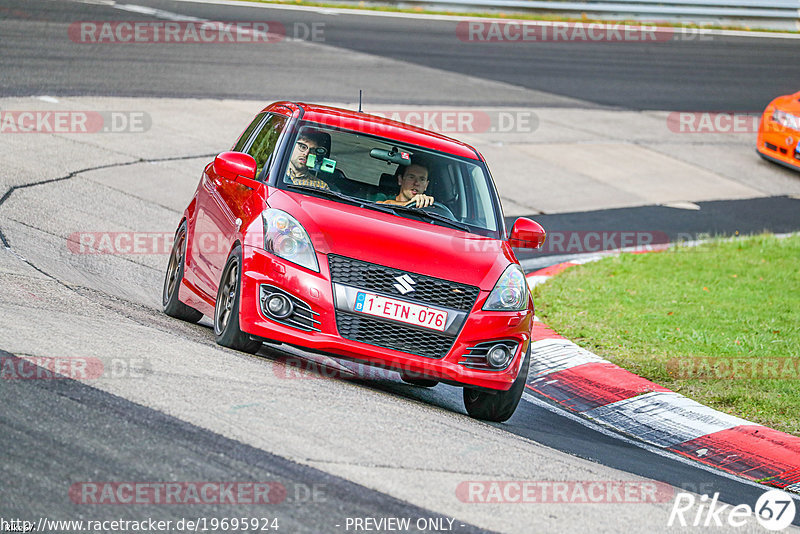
[267,189,517,290]
[771,91,800,114]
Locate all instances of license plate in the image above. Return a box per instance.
[354,292,448,332]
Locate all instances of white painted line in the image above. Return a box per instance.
[91,2,282,41]
[521,392,800,500]
[529,338,607,377]
[36,96,60,104]
[584,391,754,448]
[660,201,701,210]
[114,2,208,21]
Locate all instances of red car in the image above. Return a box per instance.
[757,90,800,171]
[162,102,545,422]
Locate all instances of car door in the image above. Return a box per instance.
[191,113,289,299]
[187,113,267,298]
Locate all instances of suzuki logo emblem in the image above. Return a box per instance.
[393,274,416,294]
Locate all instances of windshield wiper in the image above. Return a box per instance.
[284,184,405,217]
[284,184,364,206]
[389,204,471,232]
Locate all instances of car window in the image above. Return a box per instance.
[232,112,265,152]
[247,114,288,180]
[467,165,497,232]
[278,122,501,237]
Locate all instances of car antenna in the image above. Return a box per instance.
[358,90,363,113]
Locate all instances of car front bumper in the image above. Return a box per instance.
[238,245,532,391]
[757,114,800,171]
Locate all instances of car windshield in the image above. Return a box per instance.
[278,122,502,237]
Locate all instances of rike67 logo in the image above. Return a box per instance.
[669,489,797,530]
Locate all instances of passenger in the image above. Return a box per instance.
[377,157,434,208]
[284,129,332,189]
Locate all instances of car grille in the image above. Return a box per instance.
[328,255,479,312]
[336,311,454,359]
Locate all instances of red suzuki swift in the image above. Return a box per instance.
[163,102,545,422]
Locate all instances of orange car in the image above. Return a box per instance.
[757,90,800,171]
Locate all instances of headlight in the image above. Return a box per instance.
[483,265,528,311]
[263,209,319,272]
[772,109,800,131]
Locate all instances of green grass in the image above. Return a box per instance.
[533,234,800,436]
[241,0,800,34]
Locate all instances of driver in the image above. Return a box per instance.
[285,129,331,190]
[377,157,434,208]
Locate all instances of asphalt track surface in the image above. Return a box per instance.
[1,352,488,533]
[511,195,800,261]
[2,0,800,532]
[1,0,799,110]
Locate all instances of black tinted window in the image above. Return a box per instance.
[248,114,288,180]
[232,113,265,152]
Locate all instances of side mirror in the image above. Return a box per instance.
[508,218,546,249]
[214,152,259,188]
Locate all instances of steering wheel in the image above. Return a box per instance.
[403,199,456,220]
[421,201,456,220]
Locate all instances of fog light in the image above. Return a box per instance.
[266,294,293,318]
[486,344,511,368]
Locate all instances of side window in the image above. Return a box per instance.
[247,114,288,180]
[232,113,266,152]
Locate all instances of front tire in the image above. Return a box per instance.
[463,345,530,422]
[162,222,203,324]
[214,245,261,354]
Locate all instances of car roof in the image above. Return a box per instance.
[261,101,482,161]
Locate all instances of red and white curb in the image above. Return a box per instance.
[526,259,800,494]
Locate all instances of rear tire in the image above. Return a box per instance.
[162,222,203,324]
[463,345,530,422]
[214,245,261,354]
